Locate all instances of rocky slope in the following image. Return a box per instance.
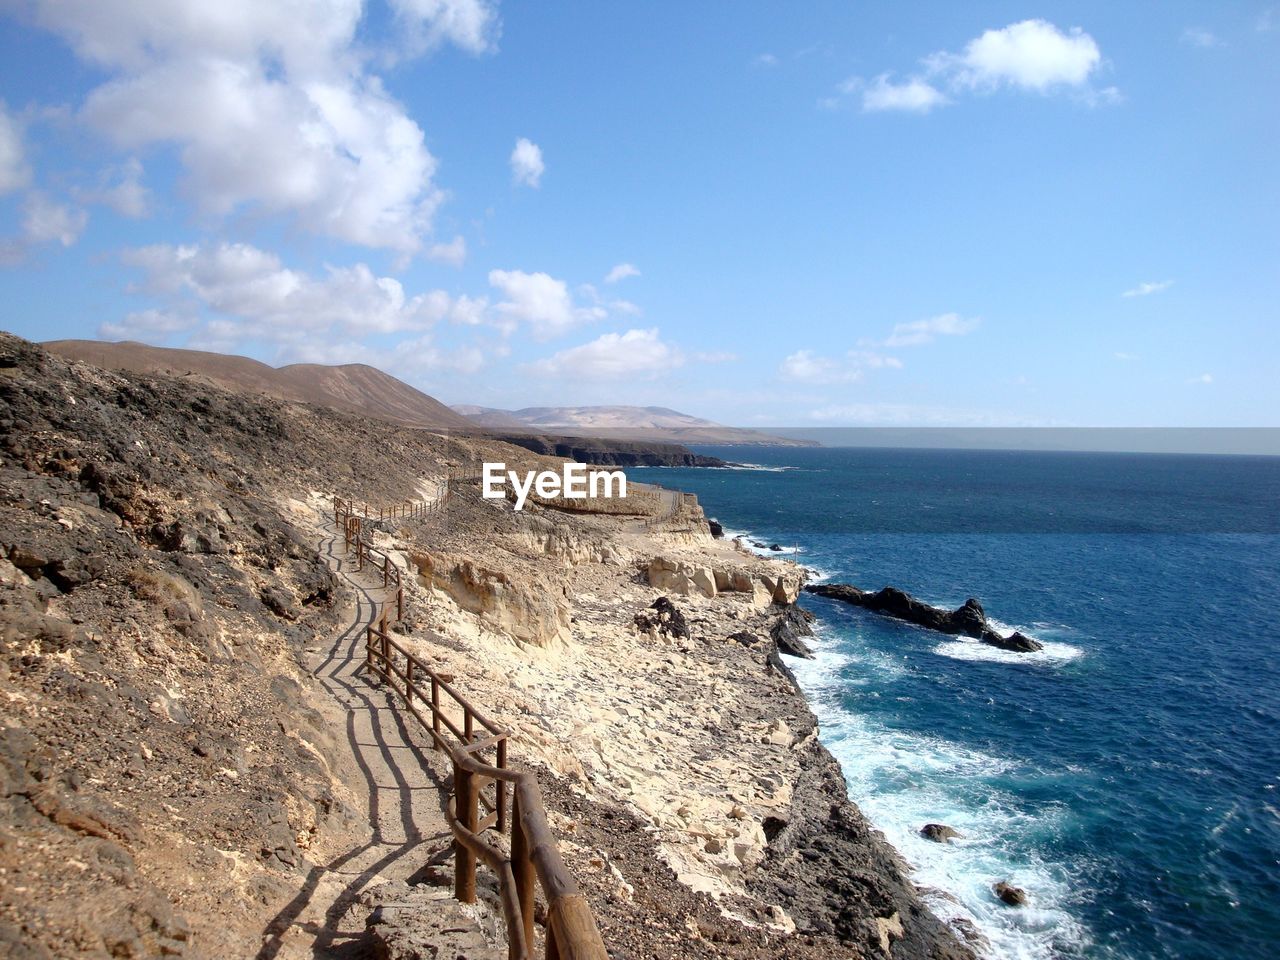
[44,339,476,431]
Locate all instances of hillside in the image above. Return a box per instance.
[44,339,476,432]
[454,405,816,447]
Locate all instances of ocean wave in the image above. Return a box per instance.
[792,630,1094,960]
[719,462,798,472]
[721,526,806,557]
[932,638,1085,666]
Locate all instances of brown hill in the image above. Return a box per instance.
[44,339,476,432]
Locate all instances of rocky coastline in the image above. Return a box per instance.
[0,333,973,959]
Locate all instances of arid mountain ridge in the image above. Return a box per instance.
[44,340,810,447]
[45,339,476,432]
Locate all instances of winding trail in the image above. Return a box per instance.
[254,515,500,960]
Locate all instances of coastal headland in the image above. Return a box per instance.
[0,333,971,959]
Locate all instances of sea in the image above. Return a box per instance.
[625,446,1280,960]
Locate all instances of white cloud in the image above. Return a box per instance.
[1122,280,1173,298]
[510,137,544,188]
[754,53,779,67]
[387,0,499,55]
[780,349,845,383]
[1189,373,1214,385]
[0,101,30,195]
[447,293,488,326]
[16,0,494,255]
[488,268,604,338]
[119,241,470,344]
[1260,10,1276,33]
[938,20,1102,91]
[779,348,902,383]
[1182,27,1224,49]
[100,307,196,340]
[529,328,684,380]
[832,19,1108,114]
[1114,351,1138,361]
[861,75,947,113]
[882,313,979,347]
[604,262,640,284]
[23,192,88,247]
[427,234,467,267]
[76,157,150,217]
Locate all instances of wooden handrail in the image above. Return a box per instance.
[331,494,607,960]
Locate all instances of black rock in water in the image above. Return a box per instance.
[994,882,1028,907]
[769,543,784,552]
[771,605,815,659]
[920,823,961,843]
[707,518,724,538]
[985,630,1041,653]
[803,583,1044,653]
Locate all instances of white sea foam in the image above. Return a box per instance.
[790,630,1094,960]
[931,619,1086,666]
[722,526,806,557]
[933,638,1085,666]
[719,462,796,472]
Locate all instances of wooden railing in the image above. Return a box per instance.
[332,495,608,960]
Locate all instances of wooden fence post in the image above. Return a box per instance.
[454,763,477,903]
[431,678,441,742]
[510,790,535,952]
[405,659,414,706]
[496,737,508,833]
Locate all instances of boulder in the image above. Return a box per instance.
[634,596,690,641]
[985,630,1042,653]
[919,823,960,844]
[689,566,717,599]
[707,519,724,539]
[993,882,1027,907]
[770,606,815,659]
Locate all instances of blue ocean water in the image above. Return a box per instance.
[626,448,1280,960]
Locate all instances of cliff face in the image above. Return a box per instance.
[485,433,728,467]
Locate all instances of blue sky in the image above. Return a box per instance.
[1,1,1276,426]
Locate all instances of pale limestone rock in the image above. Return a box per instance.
[689,567,717,598]
[411,552,570,649]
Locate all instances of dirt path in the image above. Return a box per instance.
[252,518,498,960]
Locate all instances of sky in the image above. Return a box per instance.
[0,1,1277,428]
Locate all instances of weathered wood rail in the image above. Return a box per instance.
[332,494,608,960]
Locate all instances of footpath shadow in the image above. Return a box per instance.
[255,526,452,960]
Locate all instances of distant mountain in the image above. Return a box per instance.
[452,404,815,447]
[45,340,476,432]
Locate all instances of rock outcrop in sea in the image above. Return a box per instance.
[804,584,1044,652]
